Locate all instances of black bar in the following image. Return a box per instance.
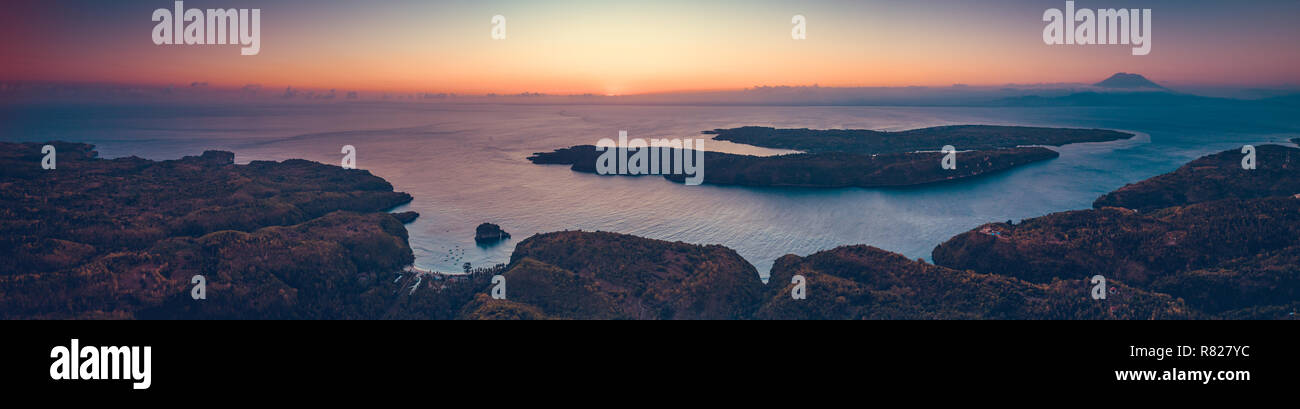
[2,320,1292,400]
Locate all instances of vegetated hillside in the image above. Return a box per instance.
[757,245,1192,319]
[934,145,1300,318]
[461,231,765,320]
[0,142,434,319]
[459,231,1193,320]
[671,147,1057,187]
[703,125,1132,154]
[529,145,1059,188]
[1094,144,1300,212]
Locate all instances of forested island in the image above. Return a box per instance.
[529,125,1132,188]
[703,125,1133,154]
[529,145,1058,188]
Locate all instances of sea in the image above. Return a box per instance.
[3,102,1297,278]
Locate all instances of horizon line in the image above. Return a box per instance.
[6,77,1300,99]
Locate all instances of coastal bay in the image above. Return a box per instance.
[3,103,1291,276]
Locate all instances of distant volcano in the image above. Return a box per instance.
[1094,73,1168,90]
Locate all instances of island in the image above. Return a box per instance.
[529,125,1133,188]
[703,125,1134,154]
[392,211,420,224]
[474,222,511,244]
[529,145,1059,188]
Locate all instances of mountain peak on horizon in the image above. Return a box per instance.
[1094,73,1167,90]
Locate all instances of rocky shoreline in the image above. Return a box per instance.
[484,145,1298,319]
[5,141,1295,319]
[933,144,1300,318]
[0,142,424,318]
[462,230,1190,319]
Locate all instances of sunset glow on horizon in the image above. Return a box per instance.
[3,0,1300,95]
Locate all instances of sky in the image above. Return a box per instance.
[2,0,1299,95]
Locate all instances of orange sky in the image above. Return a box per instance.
[3,0,1299,95]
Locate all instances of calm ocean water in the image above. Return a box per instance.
[3,102,1297,278]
